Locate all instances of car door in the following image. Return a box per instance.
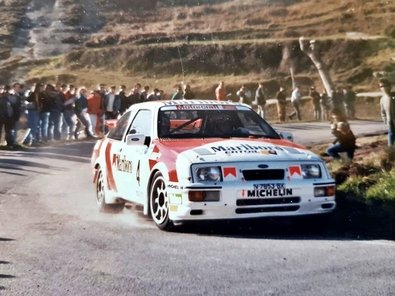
[105,111,133,196]
[118,109,153,204]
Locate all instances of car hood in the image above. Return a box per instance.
[154,138,320,164]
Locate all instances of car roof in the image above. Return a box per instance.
[126,100,251,111]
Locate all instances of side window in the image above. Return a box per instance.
[128,110,152,136]
[107,111,131,141]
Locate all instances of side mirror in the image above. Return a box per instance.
[280,132,294,142]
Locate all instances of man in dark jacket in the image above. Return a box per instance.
[310,86,321,121]
[7,83,23,145]
[0,86,14,146]
[48,83,65,141]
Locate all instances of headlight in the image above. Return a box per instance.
[196,167,222,182]
[301,164,321,179]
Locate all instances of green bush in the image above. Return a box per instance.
[337,175,379,199]
[366,171,395,203]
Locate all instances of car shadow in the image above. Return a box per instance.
[174,217,395,241]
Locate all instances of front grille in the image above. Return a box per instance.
[236,197,300,206]
[242,169,284,181]
[235,205,300,214]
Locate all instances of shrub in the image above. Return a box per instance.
[366,170,395,202]
[337,175,378,200]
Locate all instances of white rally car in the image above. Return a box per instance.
[91,100,335,230]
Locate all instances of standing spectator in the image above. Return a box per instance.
[74,87,94,139]
[98,83,107,135]
[87,90,102,136]
[158,90,165,100]
[276,86,287,123]
[63,84,77,140]
[326,121,356,161]
[7,83,23,145]
[118,85,129,114]
[48,83,64,141]
[25,83,44,145]
[236,85,249,104]
[330,87,346,118]
[183,83,195,100]
[215,81,226,101]
[39,84,54,142]
[171,85,183,100]
[343,85,356,119]
[289,87,302,121]
[379,78,395,146]
[147,88,161,101]
[104,85,120,120]
[320,89,330,121]
[254,82,266,118]
[310,86,321,121]
[0,85,14,146]
[128,87,142,105]
[140,85,150,101]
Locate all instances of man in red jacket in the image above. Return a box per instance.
[87,90,103,136]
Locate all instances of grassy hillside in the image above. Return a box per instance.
[0,0,394,96]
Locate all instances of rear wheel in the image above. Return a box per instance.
[96,168,124,213]
[149,172,172,230]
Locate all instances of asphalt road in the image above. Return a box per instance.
[273,119,387,146]
[0,123,394,295]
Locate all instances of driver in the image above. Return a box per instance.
[208,112,235,135]
[158,114,170,137]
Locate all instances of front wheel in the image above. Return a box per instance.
[149,172,172,230]
[96,168,124,213]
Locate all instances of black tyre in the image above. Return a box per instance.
[96,168,125,213]
[149,172,172,230]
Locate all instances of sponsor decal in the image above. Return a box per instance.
[167,184,180,189]
[163,100,238,106]
[169,193,183,205]
[211,143,284,154]
[113,154,132,173]
[161,101,248,111]
[176,104,220,110]
[241,188,293,198]
[223,167,237,180]
[289,165,303,179]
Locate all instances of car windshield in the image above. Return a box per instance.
[158,107,280,139]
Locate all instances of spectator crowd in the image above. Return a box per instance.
[0,82,171,147]
[1,78,393,159]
